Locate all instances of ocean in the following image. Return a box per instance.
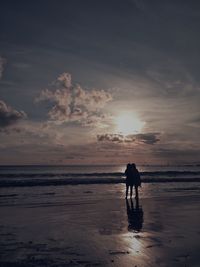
[0,164,200,187]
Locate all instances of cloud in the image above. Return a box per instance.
[56,72,72,88]
[36,72,112,126]
[0,100,27,128]
[134,132,160,144]
[97,133,125,143]
[97,132,160,145]
[0,57,6,79]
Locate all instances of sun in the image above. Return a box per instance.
[115,113,145,135]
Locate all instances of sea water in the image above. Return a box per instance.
[0,164,200,187]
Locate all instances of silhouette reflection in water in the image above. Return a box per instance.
[126,197,143,232]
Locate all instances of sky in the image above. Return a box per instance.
[0,0,200,165]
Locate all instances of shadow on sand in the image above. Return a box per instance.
[126,197,144,232]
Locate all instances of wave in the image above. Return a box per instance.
[1,170,200,179]
[0,177,200,187]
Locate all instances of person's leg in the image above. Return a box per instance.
[130,197,134,209]
[135,186,139,199]
[130,186,133,198]
[126,185,129,198]
[135,195,139,209]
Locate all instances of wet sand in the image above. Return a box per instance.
[0,183,200,267]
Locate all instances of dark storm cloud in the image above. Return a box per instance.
[0,100,27,128]
[36,72,112,126]
[97,132,160,145]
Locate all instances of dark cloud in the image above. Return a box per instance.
[97,132,160,145]
[0,100,27,128]
[36,72,112,126]
[134,133,160,144]
[97,134,125,143]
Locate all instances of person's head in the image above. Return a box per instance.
[131,163,136,169]
[127,163,131,169]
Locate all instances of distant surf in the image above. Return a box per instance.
[0,175,200,188]
[1,166,200,187]
[1,170,200,178]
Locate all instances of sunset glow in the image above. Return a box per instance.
[115,113,145,135]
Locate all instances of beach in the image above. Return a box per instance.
[0,180,200,267]
[1,0,200,265]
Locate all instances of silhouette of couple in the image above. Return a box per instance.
[125,163,141,199]
[125,164,143,232]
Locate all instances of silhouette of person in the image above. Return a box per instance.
[125,163,141,198]
[126,198,143,232]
